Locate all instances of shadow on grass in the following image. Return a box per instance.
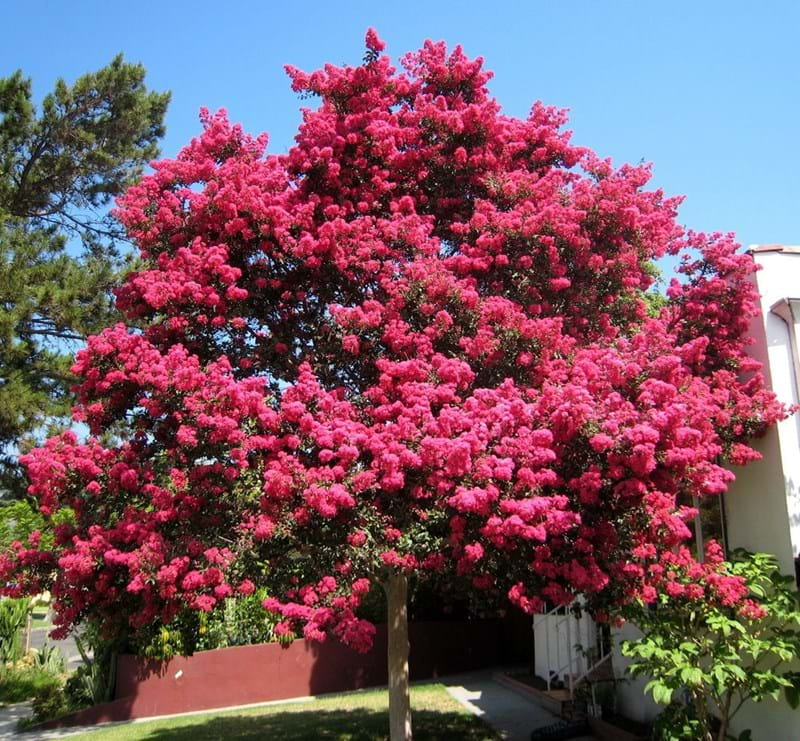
[135,707,498,741]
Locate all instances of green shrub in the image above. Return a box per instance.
[64,662,105,708]
[136,590,281,660]
[0,597,31,664]
[651,703,706,741]
[223,589,279,646]
[0,663,61,704]
[30,682,69,723]
[31,643,66,675]
[69,623,119,705]
[0,501,43,550]
[622,549,800,741]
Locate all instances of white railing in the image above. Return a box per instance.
[532,600,612,697]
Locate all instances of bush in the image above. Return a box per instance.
[63,662,105,709]
[0,646,69,727]
[135,590,282,659]
[0,663,61,704]
[223,589,279,646]
[30,682,69,724]
[0,501,43,551]
[651,703,706,741]
[31,643,66,674]
[622,548,800,741]
[69,623,119,705]
[0,597,31,663]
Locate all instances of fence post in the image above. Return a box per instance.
[566,612,573,696]
[24,610,31,654]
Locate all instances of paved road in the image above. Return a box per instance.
[27,628,83,671]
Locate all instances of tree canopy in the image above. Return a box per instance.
[0,55,169,497]
[0,31,785,739]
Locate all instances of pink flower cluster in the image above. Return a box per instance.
[1,30,784,650]
[637,541,767,621]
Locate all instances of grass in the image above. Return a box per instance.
[68,684,500,740]
[30,608,52,629]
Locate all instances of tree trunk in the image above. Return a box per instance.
[384,572,412,741]
[716,695,731,741]
[691,690,713,741]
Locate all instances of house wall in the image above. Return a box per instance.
[611,622,662,724]
[613,249,800,738]
[722,250,800,739]
[726,250,800,571]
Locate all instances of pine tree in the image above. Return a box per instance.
[0,56,169,497]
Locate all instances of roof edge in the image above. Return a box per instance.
[748,244,800,254]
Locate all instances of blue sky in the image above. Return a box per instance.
[2,0,799,252]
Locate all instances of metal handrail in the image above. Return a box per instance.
[533,600,613,697]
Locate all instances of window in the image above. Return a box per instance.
[677,492,728,561]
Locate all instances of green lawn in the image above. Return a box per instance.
[31,608,51,628]
[69,684,499,740]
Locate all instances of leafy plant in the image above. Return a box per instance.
[650,703,706,741]
[0,501,43,549]
[136,591,281,660]
[65,621,120,706]
[622,549,800,741]
[0,662,61,704]
[30,681,69,723]
[63,661,106,709]
[0,596,30,664]
[223,589,279,646]
[31,642,66,674]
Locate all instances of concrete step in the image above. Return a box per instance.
[493,672,575,719]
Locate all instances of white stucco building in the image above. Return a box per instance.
[537,246,800,738]
[618,244,800,738]
[724,245,800,579]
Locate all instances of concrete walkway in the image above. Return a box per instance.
[0,704,29,739]
[442,671,594,741]
[0,704,89,740]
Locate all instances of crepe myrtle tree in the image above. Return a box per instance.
[0,31,785,740]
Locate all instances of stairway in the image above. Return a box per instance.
[529,600,615,715]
